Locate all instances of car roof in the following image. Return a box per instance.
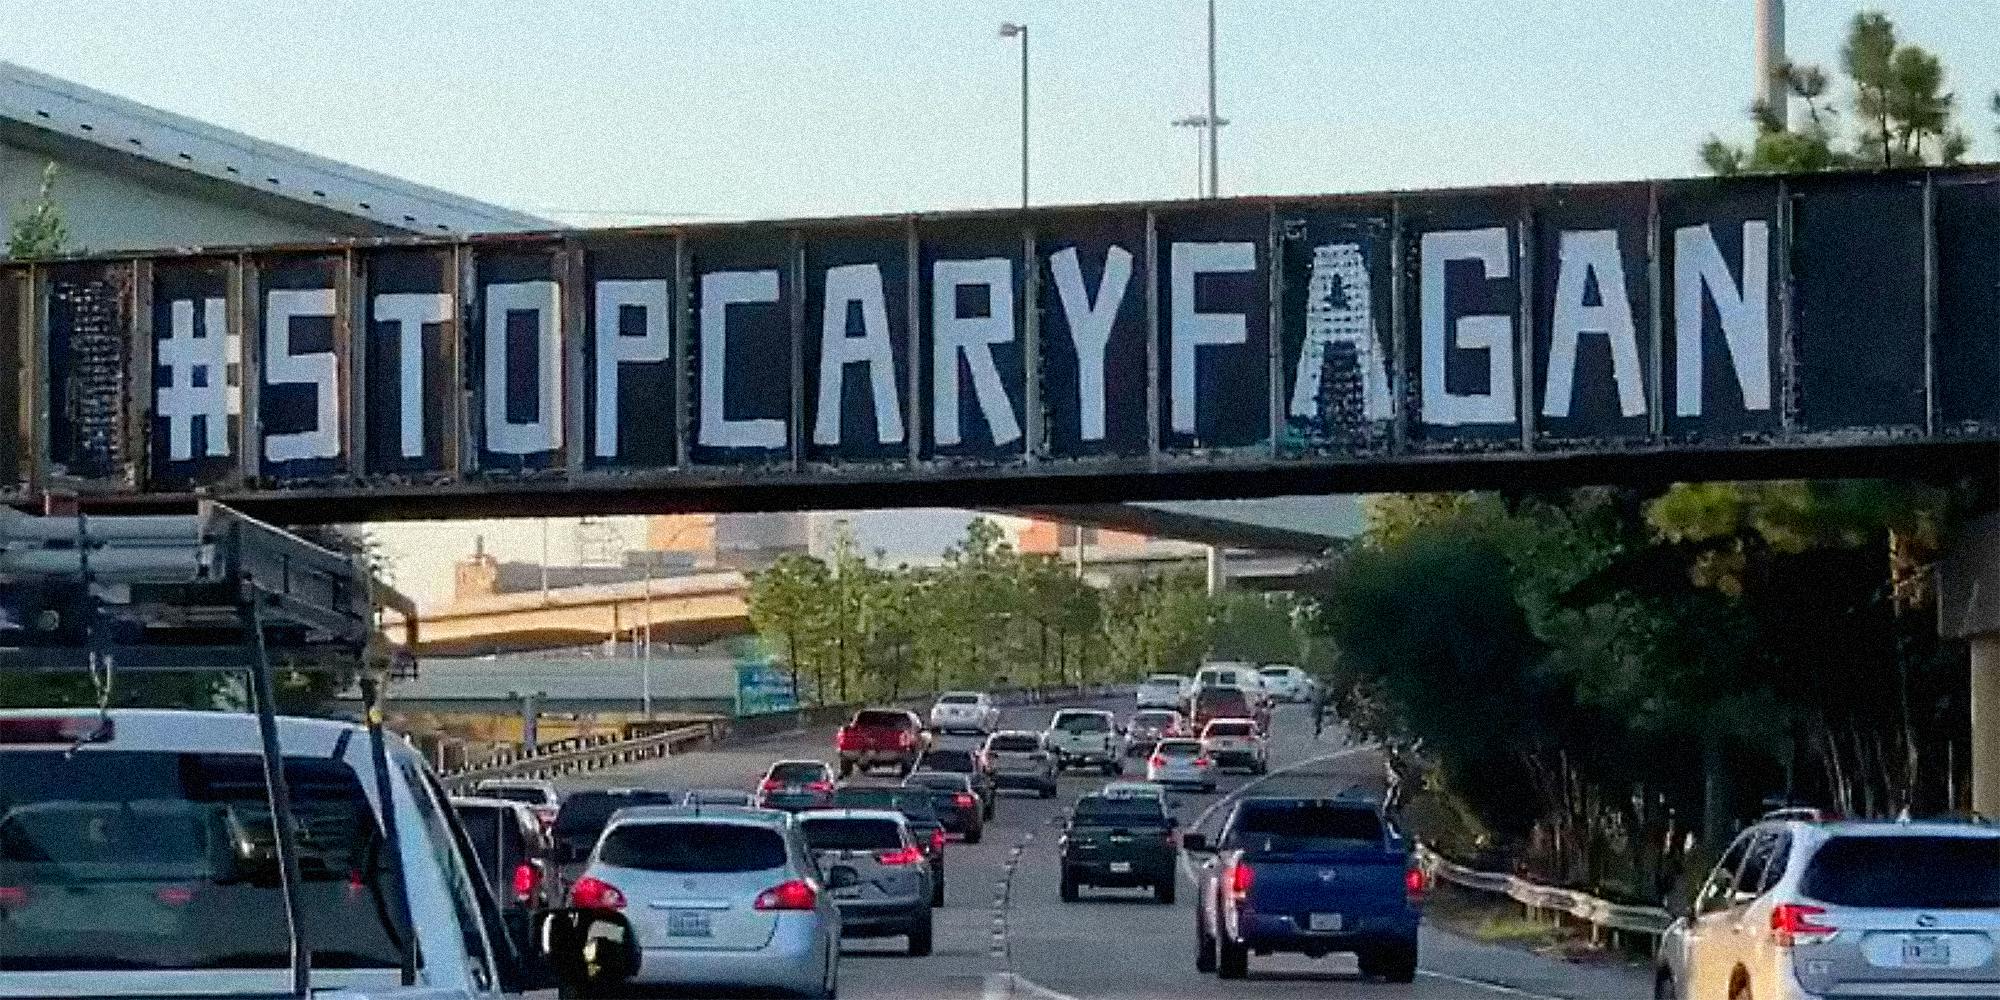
[1777,818,2000,841]
[905,770,972,786]
[768,758,832,769]
[798,808,908,824]
[939,690,985,698]
[1052,708,1114,717]
[450,795,535,814]
[0,707,387,759]
[986,729,1039,738]
[474,777,553,788]
[1204,717,1256,726]
[606,805,790,827]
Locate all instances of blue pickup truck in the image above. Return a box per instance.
[1187,796,1424,982]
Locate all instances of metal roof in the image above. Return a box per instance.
[0,61,553,236]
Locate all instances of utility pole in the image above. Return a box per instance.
[1205,0,1220,197]
[999,22,1030,208]
[1755,0,1787,129]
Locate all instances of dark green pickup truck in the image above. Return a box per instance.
[1059,791,1180,904]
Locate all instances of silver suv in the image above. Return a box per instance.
[1655,813,2000,1000]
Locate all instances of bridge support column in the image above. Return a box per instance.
[1206,545,1225,595]
[1937,511,2000,816]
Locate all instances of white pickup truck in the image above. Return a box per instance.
[1043,709,1123,776]
[0,708,551,1000]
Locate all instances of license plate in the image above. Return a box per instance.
[1110,861,1132,873]
[666,910,712,937]
[1308,913,1344,932]
[1901,936,1950,966]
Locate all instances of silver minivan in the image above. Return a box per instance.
[1656,815,2000,1000]
[571,806,841,998]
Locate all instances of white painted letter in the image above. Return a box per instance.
[483,280,562,455]
[159,297,240,461]
[1419,228,1516,426]
[373,292,450,459]
[1290,243,1392,422]
[1544,230,1646,419]
[1170,241,1256,434]
[592,279,671,459]
[931,258,1021,447]
[1049,245,1133,442]
[698,269,786,449]
[815,263,904,446]
[1674,221,1771,416]
[262,287,339,462]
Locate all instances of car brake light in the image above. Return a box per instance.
[805,781,833,793]
[1149,754,1166,767]
[897,731,915,747]
[155,885,195,907]
[755,878,818,911]
[878,846,924,866]
[1229,862,1253,899]
[512,862,539,901]
[1404,867,1427,903]
[0,717,114,745]
[1770,903,1836,947]
[953,793,975,808]
[930,829,947,852]
[0,886,25,909]
[1192,757,1210,768]
[761,779,784,792]
[836,729,856,750]
[571,876,626,910]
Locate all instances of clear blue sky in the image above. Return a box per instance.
[3,1,1995,225]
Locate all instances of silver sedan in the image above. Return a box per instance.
[1145,738,1217,793]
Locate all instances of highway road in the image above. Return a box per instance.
[555,698,1650,1000]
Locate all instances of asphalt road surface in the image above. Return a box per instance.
[554,698,1650,1000]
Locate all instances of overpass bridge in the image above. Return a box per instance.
[386,572,749,656]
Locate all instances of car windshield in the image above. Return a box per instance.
[938,694,979,705]
[1231,803,1385,852]
[598,822,787,873]
[1133,713,1179,727]
[1258,668,1290,677]
[1146,675,1182,684]
[768,762,828,783]
[906,773,968,791]
[1073,797,1170,828]
[1800,836,2000,909]
[1055,714,1109,734]
[921,751,975,772]
[475,786,547,806]
[1157,741,1202,757]
[553,790,679,844]
[987,735,1040,753]
[832,788,938,820]
[1206,722,1254,737]
[0,749,412,972]
[800,817,903,851]
[853,711,911,729]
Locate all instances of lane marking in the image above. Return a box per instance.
[1416,968,1572,999]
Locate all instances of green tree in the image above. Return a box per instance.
[1701,11,1967,175]
[748,553,834,705]
[1209,591,1304,665]
[8,161,68,259]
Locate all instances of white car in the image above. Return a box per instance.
[929,691,1000,734]
[1135,674,1189,710]
[1044,709,1122,775]
[572,806,842,998]
[1198,717,1268,774]
[1194,664,1265,707]
[1255,664,1316,704]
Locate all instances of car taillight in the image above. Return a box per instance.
[1192,757,1211,768]
[512,862,539,901]
[930,829,947,853]
[154,885,195,907]
[953,793,975,808]
[0,885,26,909]
[836,729,857,750]
[0,717,114,745]
[571,876,626,910]
[1148,754,1166,767]
[1228,862,1253,899]
[755,878,818,911]
[534,806,558,827]
[1770,903,1836,947]
[878,846,924,866]
[761,779,784,792]
[1404,867,1428,904]
[805,781,833,794]
[897,730,915,747]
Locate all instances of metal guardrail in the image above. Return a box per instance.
[1415,845,1674,940]
[442,720,722,790]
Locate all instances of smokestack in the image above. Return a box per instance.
[1756,0,1788,129]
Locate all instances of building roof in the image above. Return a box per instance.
[0,61,552,236]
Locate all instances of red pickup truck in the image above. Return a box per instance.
[836,708,930,778]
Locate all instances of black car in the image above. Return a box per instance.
[916,746,996,819]
[902,770,984,844]
[831,785,950,906]
[549,787,680,865]
[451,796,559,954]
[1060,791,1179,904]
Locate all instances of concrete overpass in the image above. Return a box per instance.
[387,572,749,656]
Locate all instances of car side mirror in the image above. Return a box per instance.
[1181,833,1211,853]
[827,865,861,890]
[1664,894,1692,920]
[533,909,638,994]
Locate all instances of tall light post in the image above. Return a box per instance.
[1205,0,1220,198]
[998,22,1029,208]
[1171,114,1229,198]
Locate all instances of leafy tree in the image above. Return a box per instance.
[1210,590,1304,665]
[8,161,68,259]
[1702,11,1967,175]
[748,553,834,705]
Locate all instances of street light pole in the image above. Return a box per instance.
[1171,114,1229,199]
[1205,0,1219,198]
[999,22,1029,208]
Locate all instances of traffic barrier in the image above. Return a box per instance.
[1414,844,1673,946]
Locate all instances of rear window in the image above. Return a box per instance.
[920,750,976,772]
[1146,675,1182,684]
[1232,803,1385,851]
[853,711,913,729]
[1800,836,2000,909]
[906,773,969,791]
[1258,668,1289,677]
[452,805,506,886]
[599,822,788,873]
[476,786,547,806]
[1054,714,1109,734]
[1206,721,1254,737]
[768,762,829,782]
[987,734,1040,753]
[1134,712,1179,726]
[831,788,937,820]
[1073,798,1170,828]
[1197,690,1248,709]
[800,818,903,851]
[0,749,412,972]
[1157,740,1202,757]
[553,790,678,844]
[938,694,979,705]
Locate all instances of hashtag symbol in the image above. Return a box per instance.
[157,297,241,461]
